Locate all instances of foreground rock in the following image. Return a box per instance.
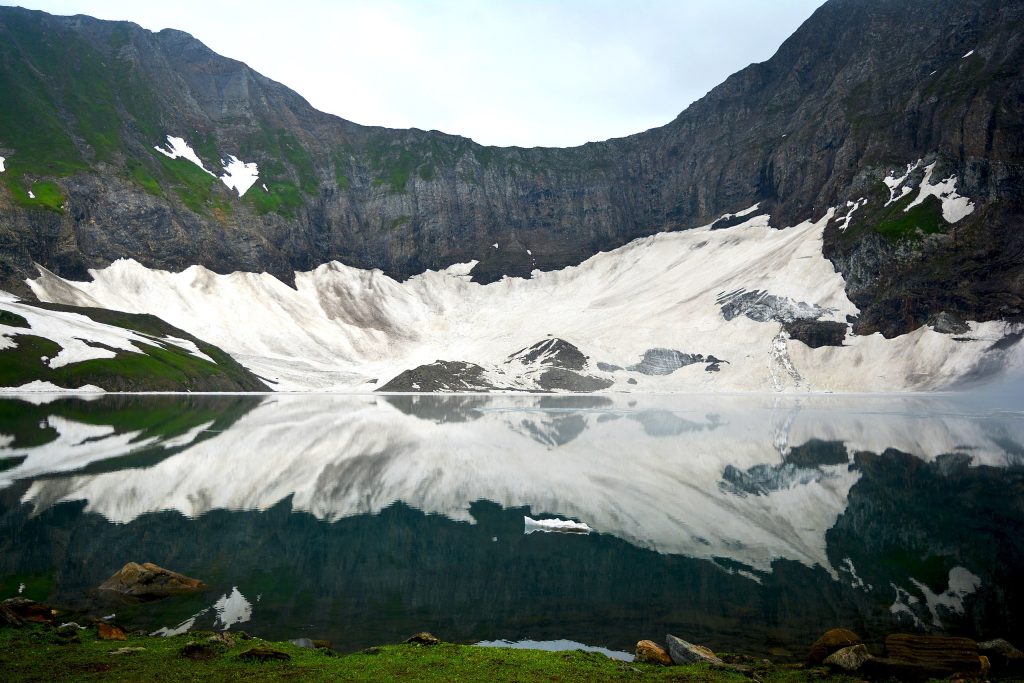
[823,644,872,671]
[96,623,127,641]
[635,639,672,666]
[666,634,723,666]
[99,562,207,600]
[978,638,1024,677]
[239,646,291,662]
[807,628,862,665]
[873,634,980,679]
[0,598,55,626]
[404,632,441,645]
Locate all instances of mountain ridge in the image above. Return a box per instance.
[0,0,1022,341]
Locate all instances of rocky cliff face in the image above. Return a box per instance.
[0,0,1021,338]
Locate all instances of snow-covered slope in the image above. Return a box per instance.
[8,394,1022,575]
[27,198,1022,392]
[0,293,267,392]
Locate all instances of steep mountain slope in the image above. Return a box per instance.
[0,0,1021,342]
[0,293,268,391]
[25,201,1023,392]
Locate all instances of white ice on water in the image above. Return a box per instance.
[524,516,592,534]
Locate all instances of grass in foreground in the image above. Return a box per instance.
[0,625,864,683]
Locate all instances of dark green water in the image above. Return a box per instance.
[1,393,1022,656]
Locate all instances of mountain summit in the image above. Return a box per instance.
[0,1,1022,392]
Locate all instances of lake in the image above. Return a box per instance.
[1,392,1022,658]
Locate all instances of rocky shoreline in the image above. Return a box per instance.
[2,563,1023,681]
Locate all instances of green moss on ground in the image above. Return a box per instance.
[838,180,949,245]
[0,625,861,683]
[0,302,267,391]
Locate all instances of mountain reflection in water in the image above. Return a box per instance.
[0,393,1021,655]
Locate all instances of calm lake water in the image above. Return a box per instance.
[1,392,1022,657]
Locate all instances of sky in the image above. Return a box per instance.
[4,0,826,148]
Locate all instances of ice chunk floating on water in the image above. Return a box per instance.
[524,516,592,534]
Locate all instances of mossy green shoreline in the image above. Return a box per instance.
[0,624,865,683]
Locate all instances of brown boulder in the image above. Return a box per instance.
[823,644,873,671]
[404,632,441,645]
[99,562,206,600]
[884,634,980,678]
[635,639,672,666]
[97,623,127,641]
[807,628,862,664]
[2,598,56,625]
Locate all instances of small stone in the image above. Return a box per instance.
[666,634,723,666]
[289,637,315,649]
[239,646,291,662]
[807,628,862,664]
[635,639,672,666]
[312,639,333,650]
[110,647,146,656]
[98,562,206,600]
[208,632,235,646]
[823,644,872,671]
[404,631,440,645]
[97,623,127,641]
[180,641,219,661]
[361,646,382,655]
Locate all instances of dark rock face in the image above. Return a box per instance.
[376,361,500,392]
[378,339,612,393]
[783,320,848,348]
[627,349,711,375]
[719,290,829,324]
[0,1,1021,340]
[535,368,613,392]
[508,339,588,371]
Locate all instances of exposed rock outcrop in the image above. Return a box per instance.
[98,562,206,600]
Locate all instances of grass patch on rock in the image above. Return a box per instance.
[0,624,861,683]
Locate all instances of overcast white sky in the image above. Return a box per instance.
[5,0,825,147]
